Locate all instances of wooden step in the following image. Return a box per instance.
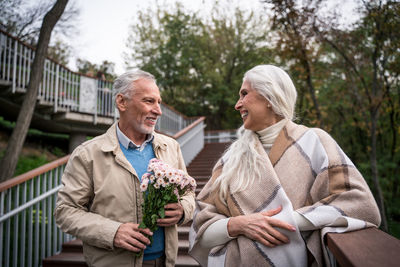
[62,239,83,253]
[175,254,200,267]
[42,252,88,267]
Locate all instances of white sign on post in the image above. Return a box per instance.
[79,76,97,114]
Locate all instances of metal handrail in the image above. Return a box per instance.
[0,155,73,267]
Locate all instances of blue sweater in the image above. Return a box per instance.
[119,142,165,260]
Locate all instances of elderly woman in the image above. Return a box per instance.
[188,65,381,267]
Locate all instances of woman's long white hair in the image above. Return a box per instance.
[212,65,298,204]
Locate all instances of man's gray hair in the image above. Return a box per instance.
[112,69,156,101]
[244,65,297,120]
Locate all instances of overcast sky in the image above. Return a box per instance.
[65,0,264,75]
[64,0,357,76]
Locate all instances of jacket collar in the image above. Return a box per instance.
[100,122,169,177]
[101,122,168,154]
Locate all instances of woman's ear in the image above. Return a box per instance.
[115,94,127,112]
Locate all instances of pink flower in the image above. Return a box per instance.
[157,178,164,186]
[142,173,150,181]
[150,158,159,164]
[140,182,148,192]
[189,178,197,187]
[169,176,176,184]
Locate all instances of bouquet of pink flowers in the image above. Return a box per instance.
[138,158,196,244]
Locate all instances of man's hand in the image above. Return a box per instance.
[113,223,153,252]
[227,206,296,248]
[157,202,184,227]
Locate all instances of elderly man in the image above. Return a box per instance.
[55,70,195,267]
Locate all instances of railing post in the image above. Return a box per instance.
[12,39,17,93]
[54,64,59,113]
[94,86,98,125]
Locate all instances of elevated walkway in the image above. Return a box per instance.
[0,28,196,151]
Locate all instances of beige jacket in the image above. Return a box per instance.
[54,122,195,267]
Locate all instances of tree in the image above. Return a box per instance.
[125,1,272,129]
[47,38,72,65]
[0,0,69,182]
[262,0,325,128]
[0,0,78,44]
[0,0,78,66]
[315,0,400,231]
[76,59,117,81]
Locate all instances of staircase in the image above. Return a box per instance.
[42,142,230,267]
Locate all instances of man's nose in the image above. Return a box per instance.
[154,103,162,115]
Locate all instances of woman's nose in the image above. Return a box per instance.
[235,99,242,110]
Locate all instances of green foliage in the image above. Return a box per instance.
[125,1,272,129]
[14,154,49,176]
[76,59,117,81]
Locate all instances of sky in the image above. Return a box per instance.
[64,0,357,76]
[65,0,264,75]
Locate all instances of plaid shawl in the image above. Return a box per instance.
[189,121,381,267]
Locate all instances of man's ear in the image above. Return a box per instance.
[115,94,127,112]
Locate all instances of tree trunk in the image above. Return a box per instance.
[0,0,69,182]
[370,109,388,231]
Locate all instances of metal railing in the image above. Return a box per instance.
[0,156,73,267]
[0,115,206,267]
[0,29,193,136]
[175,117,206,165]
[204,129,237,143]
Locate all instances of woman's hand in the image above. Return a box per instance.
[227,206,296,248]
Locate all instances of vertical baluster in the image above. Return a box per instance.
[17,42,22,89]
[67,70,72,110]
[54,64,59,112]
[52,167,58,254]
[62,68,67,108]
[6,37,12,81]
[106,89,109,116]
[43,60,47,100]
[0,191,5,267]
[4,189,12,267]
[100,87,104,116]
[27,179,34,267]
[12,40,17,93]
[0,33,4,79]
[47,170,52,256]
[34,175,40,267]
[27,48,32,91]
[94,84,98,124]
[12,185,19,267]
[41,173,47,261]
[24,45,28,88]
[20,182,27,267]
[58,166,64,249]
[45,60,50,101]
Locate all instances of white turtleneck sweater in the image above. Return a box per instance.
[198,119,317,249]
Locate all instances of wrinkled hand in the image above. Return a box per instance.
[113,223,153,252]
[227,206,296,248]
[157,202,184,227]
